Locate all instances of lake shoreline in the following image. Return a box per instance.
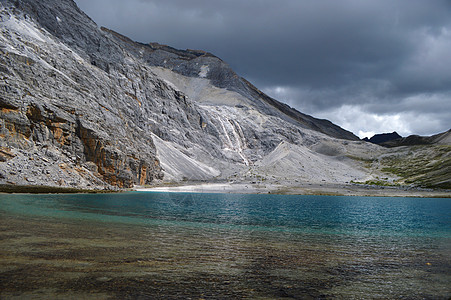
[1,182,449,198]
[0,184,121,194]
[136,182,451,198]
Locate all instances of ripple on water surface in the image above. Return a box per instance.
[0,192,450,299]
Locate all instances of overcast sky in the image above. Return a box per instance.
[74,0,451,138]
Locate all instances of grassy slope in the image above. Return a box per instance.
[379,145,450,189]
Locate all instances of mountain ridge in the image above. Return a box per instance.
[380,129,451,147]
[100,26,359,141]
[363,132,402,144]
[0,0,449,192]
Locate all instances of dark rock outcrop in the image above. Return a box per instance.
[363,132,402,145]
[379,129,451,148]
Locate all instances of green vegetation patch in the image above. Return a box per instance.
[346,155,376,168]
[350,179,400,187]
[380,145,451,189]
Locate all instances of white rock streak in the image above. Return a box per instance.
[198,65,209,78]
[209,107,250,166]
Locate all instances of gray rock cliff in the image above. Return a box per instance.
[1,0,170,188]
[1,0,413,190]
[103,28,359,141]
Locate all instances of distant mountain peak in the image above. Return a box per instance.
[363,132,402,144]
[380,129,451,147]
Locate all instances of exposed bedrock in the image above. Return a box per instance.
[2,0,447,190]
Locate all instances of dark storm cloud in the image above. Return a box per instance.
[74,0,451,137]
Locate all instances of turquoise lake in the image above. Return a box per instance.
[1,192,450,299]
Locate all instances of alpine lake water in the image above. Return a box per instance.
[0,191,450,299]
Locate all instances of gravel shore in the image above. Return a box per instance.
[136,182,451,198]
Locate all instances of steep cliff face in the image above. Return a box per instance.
[0,0,389,190]
[0,0,174,188]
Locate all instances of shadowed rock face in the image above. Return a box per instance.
[380,130,451,148]
[363,132,402,145]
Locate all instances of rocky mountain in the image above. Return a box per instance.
[363,132,402,145]
[102,28,359,142]
[0,0,449,192]
[380,129,451,147]
[362,130,451,148]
